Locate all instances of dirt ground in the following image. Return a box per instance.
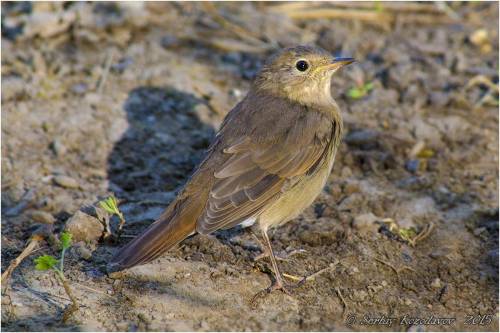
[1,2,499,331]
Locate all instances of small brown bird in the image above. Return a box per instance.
[108,45,353,293]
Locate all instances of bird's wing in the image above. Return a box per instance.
[196,128,332,234]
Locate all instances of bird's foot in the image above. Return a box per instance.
[250,276,305,307]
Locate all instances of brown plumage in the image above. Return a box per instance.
[108,45,353,293]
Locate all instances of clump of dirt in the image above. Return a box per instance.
[2,2,498,331]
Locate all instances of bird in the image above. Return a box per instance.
[108,45,354,294]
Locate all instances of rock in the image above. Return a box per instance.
[344,129,379,148]
[344,182,360,195]
[160,35,179,49]
[431,115,470,142]
[65,210,104,243]
[50,139,67,157]
[398,217,416,230]
[29,210,55,224]
[71,83,88,95]
[399,197,437,219]
[2,76,26,102]
[473,227,487,236]
[431,278,442,289]
[53,175,80,189]
[24,10,76,39]
[429,91,450,107]
[405,159,420,173]
[487,248,499,267]
[411,117,442,146]
[352,213,379,232]
[75,241,93,260]
[469,29,488,46]
[351,289,368,302]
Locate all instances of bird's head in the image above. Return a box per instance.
[253,45,354,108]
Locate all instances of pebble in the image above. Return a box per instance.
[351,289,368,302]
[405,159,420,173]
[160,35,179,49]
[352,213,379,232]
[65,210,104,243]
[50,139,67,157]
[473,227,487,236]
[71,82,88,95]
[344,129,379,147]
[54,175,80,189]
[75,242,93,260]
[344,182,360,195]
[29,210,55,224]
[431,278,442,289]
[2,76,25,102]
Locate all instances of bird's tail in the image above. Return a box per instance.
[107,197,200,273]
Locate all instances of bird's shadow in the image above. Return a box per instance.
[105,86,245,245]
[107,86,214,199]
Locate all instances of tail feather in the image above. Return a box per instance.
[107,197,200,273]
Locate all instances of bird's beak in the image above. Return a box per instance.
[322,57,355,72]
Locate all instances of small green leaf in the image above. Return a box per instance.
[347,88,363,99]
[398,228,417,242]
[99,196,119,215]
[60,232,72,250]
[347,82,375,100]
[34,255,58,271]
[364,82,374,91]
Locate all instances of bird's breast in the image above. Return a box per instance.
[258,140,338,229]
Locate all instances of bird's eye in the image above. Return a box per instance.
[295,60,309,72]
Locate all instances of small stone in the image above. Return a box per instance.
[50,139,67,157]
[65,210,104,243]
[115,321,129,331]
[1,76,25,102]
[340,166,352,178]
[473,227,487,236]
[404,298,412,306]
[71,82,88,95]
[75,242,93,260]
[381,280,388,287]
[344,129,379,147]
[54,175,79,189]
[487,249,499,266]
[351,289,368,301]
[349,266,359,274]
[352,213,379,232]
[160,35,179,49]
[29,210,55,224]
[431,278,442,289]
[429,91,450,107]
[344,182,360,195]
[470,29,488,46]
[111,57,134,73]
[405,159,420,173]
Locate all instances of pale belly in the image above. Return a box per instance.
[258,150,336,230]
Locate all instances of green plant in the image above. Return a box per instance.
[347,82,374,99]
[34,232,78,322]
[99,195,126,234]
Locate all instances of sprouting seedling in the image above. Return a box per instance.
[398,227,418,244]
[34,231,78,322]
[347,82,374,99]
[374,1,384,13]
[99,195,126,234]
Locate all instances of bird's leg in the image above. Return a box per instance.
[249,228,305,262]
[260,227,291,295]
